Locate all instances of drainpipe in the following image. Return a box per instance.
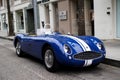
[33,0,38,35]
[6,0,14,36]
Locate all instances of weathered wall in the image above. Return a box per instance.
[94,0,114,39]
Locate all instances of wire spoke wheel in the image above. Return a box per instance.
[45,49,54,68]
[16,42,23,57]
[16,42,21,55]
[44,46,59,72]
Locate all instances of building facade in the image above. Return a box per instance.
[0,0,35,36]
[95,0,120,40]
[37,0,94,36]
[0,0,9,36]
[12,0,35,34]
[37,0,120,40]
[0,0,120,40]
[94,0,116,39]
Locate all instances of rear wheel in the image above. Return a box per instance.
[16,42,24,57]
[44,46,59,72]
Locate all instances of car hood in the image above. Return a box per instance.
[48,34,96,54]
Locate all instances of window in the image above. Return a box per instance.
[1,14,7,30]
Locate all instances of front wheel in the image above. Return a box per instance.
[16,42,24,57]
[44,46,59,72]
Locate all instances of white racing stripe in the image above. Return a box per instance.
[63,35,92,66]
[64,35,91,51]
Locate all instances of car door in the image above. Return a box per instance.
[22,35,46,59]
[29,36,45,59]
[21,36,33,54]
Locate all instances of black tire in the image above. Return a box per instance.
[16,41,24,57]
[43,46,59,72]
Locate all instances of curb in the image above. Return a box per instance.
[103,58,120,68]
[0,36,14,41]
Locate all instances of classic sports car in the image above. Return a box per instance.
[14,32,106,72]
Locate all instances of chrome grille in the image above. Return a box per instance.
[73,52,102,60]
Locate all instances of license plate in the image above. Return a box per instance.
[84,60,93,67]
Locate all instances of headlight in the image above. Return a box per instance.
[64,44,71,54]
[90,38,104,50]
[96,43,102,50]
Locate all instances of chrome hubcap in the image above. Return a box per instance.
[16,42,21,55]
[45,50,54,68]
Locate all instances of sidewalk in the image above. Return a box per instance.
[103,40,120,67]
[104,40,120,61]
[0,36,14,41]
[0,36,120,67]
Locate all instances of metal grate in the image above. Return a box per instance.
[73,52,102,60]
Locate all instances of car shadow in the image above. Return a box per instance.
[59,65,103,73]
[20,53,44,65]
[15,53,103,73]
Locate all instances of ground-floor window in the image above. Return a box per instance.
[1,14,8,30]
[16,10,24,32]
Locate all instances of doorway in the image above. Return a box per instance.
[16,10,24,32]
[27,9,35,34]
[76,0,85,35]
[76,0,94,36]
[84,0,94,36]
[90,0,94,36]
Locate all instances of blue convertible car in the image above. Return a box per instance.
[14,32,106,72]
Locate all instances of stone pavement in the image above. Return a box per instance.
[104,40,120,61]
[0,36,120,67]
[103,40,120,67]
